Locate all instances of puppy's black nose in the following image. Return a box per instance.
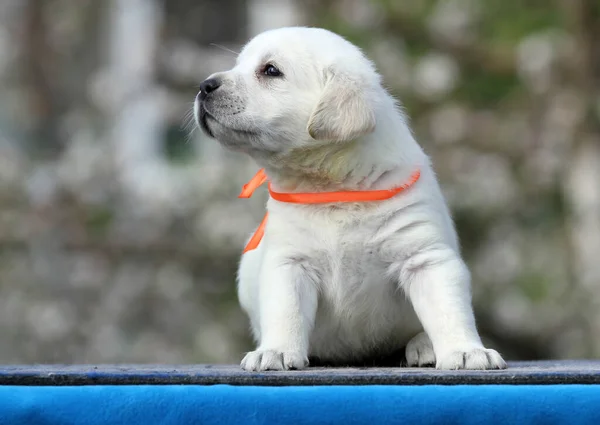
[198,78,221,100]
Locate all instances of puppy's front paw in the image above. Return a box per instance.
[405,332,436,367]
[436,347,506,370]
[240,349,309,371]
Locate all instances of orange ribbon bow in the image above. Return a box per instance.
[238,168,421,253]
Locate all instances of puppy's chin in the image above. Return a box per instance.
[197,116,259,154]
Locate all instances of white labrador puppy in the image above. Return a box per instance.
[194,27,506,371]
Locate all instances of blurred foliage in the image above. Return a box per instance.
[0,0,598,364]
[163,125,196,164]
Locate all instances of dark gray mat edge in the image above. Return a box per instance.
[0,361,599,386]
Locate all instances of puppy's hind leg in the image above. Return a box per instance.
[240,254,319,372]
[405,331,436,367]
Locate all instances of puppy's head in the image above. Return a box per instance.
[194,27,381,159]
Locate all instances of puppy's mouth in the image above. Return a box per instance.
[196,103,259,140]
[196,102,215,138]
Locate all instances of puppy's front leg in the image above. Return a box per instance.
[402,245,506,370]
[241,255,318,372]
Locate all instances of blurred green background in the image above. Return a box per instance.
[0,0,598,363]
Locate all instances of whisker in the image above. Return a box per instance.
[210,43,239,55]
[181,107,198,143]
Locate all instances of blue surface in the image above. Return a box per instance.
[0,384,599,425]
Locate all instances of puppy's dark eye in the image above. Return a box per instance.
[263,64,282,77]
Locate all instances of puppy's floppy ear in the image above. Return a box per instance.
[307,69,376,142]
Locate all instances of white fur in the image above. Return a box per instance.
[195,27,506,371]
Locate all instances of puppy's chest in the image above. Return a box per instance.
[305,221,390,290]
[270,203,412,287]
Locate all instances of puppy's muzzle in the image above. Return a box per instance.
[195,77,222,137]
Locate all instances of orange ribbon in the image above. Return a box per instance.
[239,168,421,253]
